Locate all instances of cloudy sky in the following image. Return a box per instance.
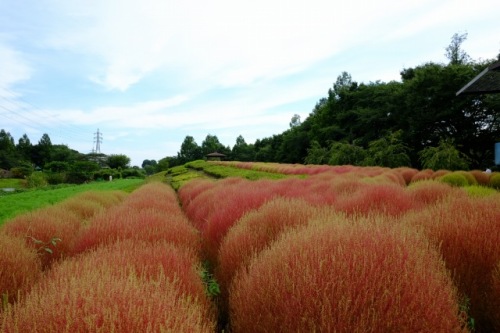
[1,0,499,166]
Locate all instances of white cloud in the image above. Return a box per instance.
[0,40,31,97]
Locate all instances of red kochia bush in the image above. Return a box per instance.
[2,207,82,269]
[229,217,465,333]
[217,198,333,298]
[407,180,466,207]
[1,241,215,332]
[0,233,42,305]
[403,195,500,332]
[334,183,415,217]
[123,182,182,214]
[491,261,500,332]
[73,206,201,255]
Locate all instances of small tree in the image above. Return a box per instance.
[419,139,469,171]
[363,131,411,168]
[106,154,131,169]
[328,141,367,166]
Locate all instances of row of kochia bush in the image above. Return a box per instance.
[178,165,500,332]
[1,165,499,332]
[0,183,216,332]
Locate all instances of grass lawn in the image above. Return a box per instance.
[0,179,144,226]
[0,178,26,189]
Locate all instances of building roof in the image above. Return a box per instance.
[456,61,500,95]
[206,152,226,157]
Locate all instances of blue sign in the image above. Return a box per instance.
[496,142,500,165]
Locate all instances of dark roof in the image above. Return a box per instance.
[206,152,226,157]
[456,61,500,95]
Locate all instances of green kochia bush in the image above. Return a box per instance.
[440,172,469,187]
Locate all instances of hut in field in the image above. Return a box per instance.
[206,152,226,161]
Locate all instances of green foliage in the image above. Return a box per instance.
[178,135,203,163]
[328,141,366,166]
[156,157,170,172]
[364,131,411,168]
[199,261,220,298]
[490,173,500,189]
[463,185,497,197]
[304,141,328,164]
[439,172,469,187]
[106,154,131,169]
[419,139,469,171]
[27,236,62,255]
[232,135,255,162]
[27,171,48,188]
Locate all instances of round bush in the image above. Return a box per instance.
[229,218,465,332]
[490,173,500,189]
[439,172,469,187]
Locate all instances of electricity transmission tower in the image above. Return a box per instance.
[93,128,103,154]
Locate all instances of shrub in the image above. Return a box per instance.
[439,172,469,187]
[491,261,500,332]
[73,206,201,255]
[490,172,500,189]
[1,241,215,332]
[26,171,48,188]
[469,170,491,186]
[2,207,82,269]
[229,217,465,332]
[403,195,500,332]
[407,180,466,207]
[334,183,415,217]
[463,185,498,197]
[394,167,419,185]
[0,233,42,305]
[216,198,334,310]
[410,169,434,183]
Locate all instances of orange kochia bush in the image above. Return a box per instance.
[1,240,216,332]
[0,233,42,305]
[403,194,500,332]
[229,216,466,333]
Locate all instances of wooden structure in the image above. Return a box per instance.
[206,152,226,161]
[456,61,500,95]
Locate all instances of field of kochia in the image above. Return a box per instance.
[1,162,499,332]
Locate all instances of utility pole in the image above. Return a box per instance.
[93,128,103,154]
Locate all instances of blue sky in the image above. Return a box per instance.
[1,0,499,166]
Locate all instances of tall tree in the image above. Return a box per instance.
[32,133,53,168]
[178,136,203,163]
[232,135,254,161]
[445,32,470,65]
[0,129,17,169]
[201,134,226,157]
[16,133,32,161]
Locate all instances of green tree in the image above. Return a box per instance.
[328,141,367,166]
[16,133,32,162]
[32,133,53,168]
[0,129,17,169]
[201,134,226,157]
[419,139,469,170]
[232,135,254,161]
[106,154,131,169]
[364,131,411,168]
[142,159,158,175]
[178,136,203,163]
[156,157,170,172]
[304,141,329,164]
[445,32,470,65]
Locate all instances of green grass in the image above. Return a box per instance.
[185,160,287,180]
[0,179,144,226]
[164,165,209,191]
[0,178,26,189]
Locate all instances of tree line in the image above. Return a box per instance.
[160,33,500,171]
[0,130,139,184]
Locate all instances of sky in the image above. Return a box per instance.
[1,0,499,166]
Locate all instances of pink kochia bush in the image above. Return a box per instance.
[0,233,42,305]
[73,183,201,255]
[0,240,216,332]
[216,197,334,299]
[229,217,466,333]
[403,194,500,332]
[2,208,82,269]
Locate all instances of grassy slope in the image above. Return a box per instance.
[0,179,144,226]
